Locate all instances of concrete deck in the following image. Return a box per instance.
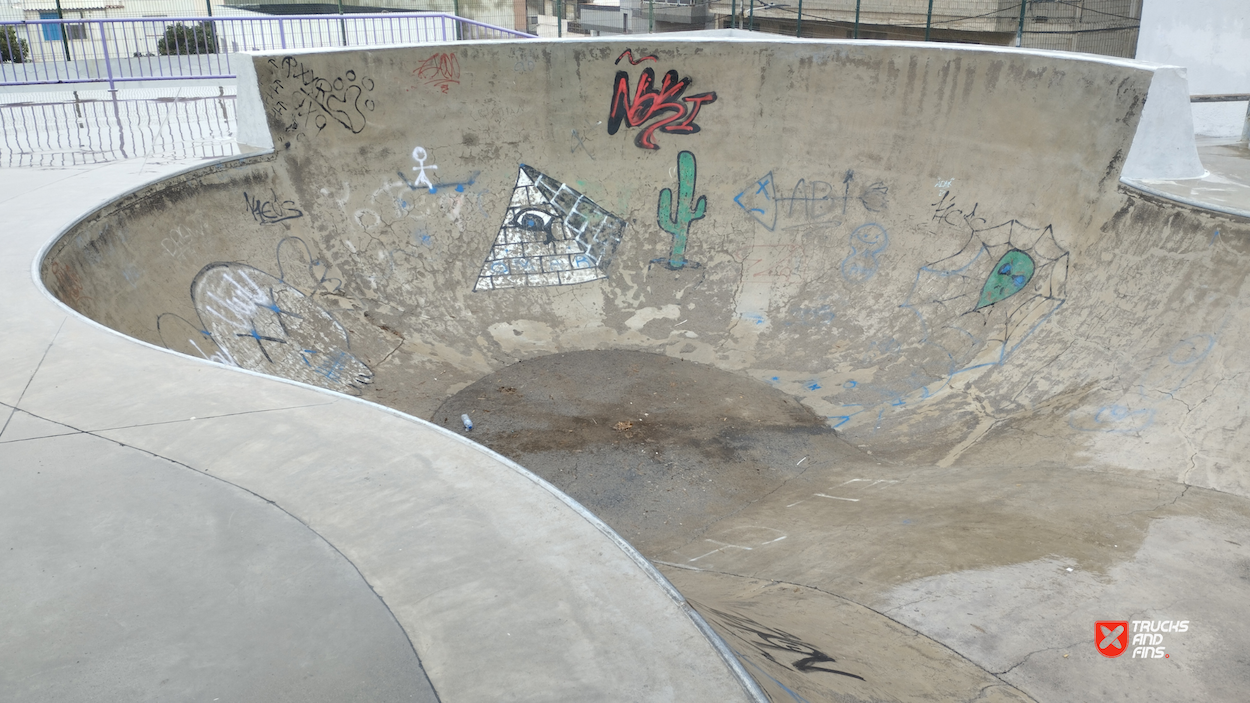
[5,34,1250,703]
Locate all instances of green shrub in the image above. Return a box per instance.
[157,21,218,56]
[1,26,29,63]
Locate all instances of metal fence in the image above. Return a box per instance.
[714,0,1142,58]
[573,0,1142,59]
[0,89,239,167]
[0,0,1142,58]
[0,0,519,36]
[0,13,531,89]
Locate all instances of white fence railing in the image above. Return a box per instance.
[1,89,239,167]
[0,14,532,89]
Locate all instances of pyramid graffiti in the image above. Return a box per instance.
[474,165,627,291]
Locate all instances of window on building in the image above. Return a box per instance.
[38,11,61,42]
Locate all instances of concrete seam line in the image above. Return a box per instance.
[31,157,764,700]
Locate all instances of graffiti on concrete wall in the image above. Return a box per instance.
[700,606,865,681]
[608,57,717,150]
[903,193,1069,374]
[157,239,370,395]
[244,189,304,225]
[161,225,197,261]
[412,52,459,93]
[734,169,888,233]
[48,260,89,308]
[473,165,627,290]
[826,195,1067,430]
[405,146,438,193]
[655,150,705,270]
[1069,334,1216,434]
[266,57,375,135]
[840,223,889,283]
[615,49,657,66]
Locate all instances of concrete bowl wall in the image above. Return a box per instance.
[41,37,1250,496]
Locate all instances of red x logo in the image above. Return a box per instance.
[1096,621,1129,658]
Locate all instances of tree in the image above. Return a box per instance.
[1,26,29,63]
[157,21,218,56]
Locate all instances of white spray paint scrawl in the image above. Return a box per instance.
[474,165,626,290]
[183,263,373,395]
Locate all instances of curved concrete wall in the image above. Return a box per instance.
[42,38,1250,500]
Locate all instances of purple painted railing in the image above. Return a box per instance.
[0,13,533,90]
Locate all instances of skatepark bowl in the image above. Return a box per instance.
[6,32,1250,703]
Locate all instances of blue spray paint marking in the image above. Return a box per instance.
[312,350,351,383]
[806,381,822,391]
[733,174,772,215]
[1070,404,1155,434]
[843,380,857,389]
[1211,229,1220,246]
[733,171,778,231]
[1070,333,1216,434]
[741,312,766,325]
[840,223,889,283]
[787,304,836,326]
[398,170,481,195]
[259,299,302,321]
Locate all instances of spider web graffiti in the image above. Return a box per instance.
[474,165,626,291]
[901,218,1069,375]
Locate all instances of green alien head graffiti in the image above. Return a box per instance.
[976,249,1035,309]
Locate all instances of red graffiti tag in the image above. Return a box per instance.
[413,53,459,93]
[607,68,717,150]
[615,49,658,65]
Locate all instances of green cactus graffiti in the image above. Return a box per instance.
[657,150,706,269]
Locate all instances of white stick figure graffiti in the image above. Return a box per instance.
[411,146,438,193]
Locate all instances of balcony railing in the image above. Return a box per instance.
[0,13,532,90]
